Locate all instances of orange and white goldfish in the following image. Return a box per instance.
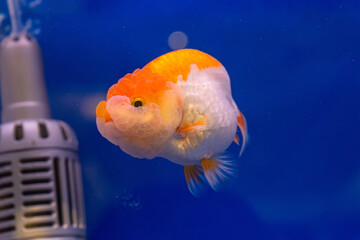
[96,49,248,195]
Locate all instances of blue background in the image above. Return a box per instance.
[3,0,360,239]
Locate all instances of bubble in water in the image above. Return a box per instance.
[21,0,42,36]
[23,18,41,36]
[0,14,10,40]
[28,0,42,9]
[0,0,42,36]
[168,31,188,50]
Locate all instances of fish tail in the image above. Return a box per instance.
[200,154,237,191]
[184,154,236,196]
[184,165,206,197]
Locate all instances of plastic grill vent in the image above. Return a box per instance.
[0,119,86,240]
[0,160,15,234]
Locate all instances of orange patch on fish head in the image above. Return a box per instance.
[107,68,169,107]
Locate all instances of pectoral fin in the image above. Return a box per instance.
[177,116,207,136]
[234,134,240,145]
[236,109,248,156]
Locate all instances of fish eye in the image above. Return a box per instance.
[134,100,142,107]
[131,97,145,107]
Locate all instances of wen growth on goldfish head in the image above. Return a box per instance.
[96,67,184,159]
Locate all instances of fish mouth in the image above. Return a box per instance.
[96,95,153,125]
[96,96,135,123]
[96,100,113,122]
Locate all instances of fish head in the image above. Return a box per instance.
[96,68,184,158]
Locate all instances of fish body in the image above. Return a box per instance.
[96,49,248,195]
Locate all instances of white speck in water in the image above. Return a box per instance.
[168,31,188,50]
[117,190,142,211]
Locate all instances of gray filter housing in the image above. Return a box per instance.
[0,33,86,240]
[0,119,86,240]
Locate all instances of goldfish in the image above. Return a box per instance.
[96,49,248,196]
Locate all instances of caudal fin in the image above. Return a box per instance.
[200,154,236,191]
[184,154,237,196]
[184,165,206,196]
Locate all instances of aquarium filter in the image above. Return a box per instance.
[0,31,86,240]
